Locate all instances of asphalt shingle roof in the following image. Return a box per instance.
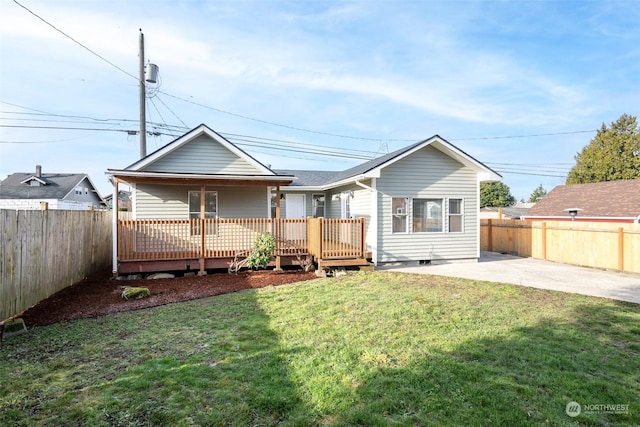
[525,179,640,219]
[276,140,426,187]
[0,172,87,199]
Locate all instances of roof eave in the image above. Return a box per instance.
[106,169,296,183]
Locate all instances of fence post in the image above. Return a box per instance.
[541,222,547,260]
[360,217,366,258]
[487,219,493,252]
[618,227,624,271]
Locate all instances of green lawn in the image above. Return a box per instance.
[1,272,638,426]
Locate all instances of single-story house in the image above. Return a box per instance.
[480,203,534,220]
[0,165,104,210]
[521,179,640,223]
[106,124,501,275]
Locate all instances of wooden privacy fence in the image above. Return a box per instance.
[481,219,640,273]
[1,209,112,322]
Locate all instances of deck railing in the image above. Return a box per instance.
[307,217,366,260]
[117,217,350,262]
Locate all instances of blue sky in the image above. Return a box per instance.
[1,0,638,201]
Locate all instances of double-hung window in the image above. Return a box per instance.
[312,194,325,218]
[448,199,463,232]
[188,191,218,235]
[392,198,408,233]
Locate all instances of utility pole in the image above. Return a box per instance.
[139,29,147,158]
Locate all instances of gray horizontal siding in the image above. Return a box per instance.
[326,184,371,221]
[134,184,268,219]
[141,135,264,175]
[376,145,479,262]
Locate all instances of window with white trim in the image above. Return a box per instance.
[392,198,408,233]
[413,199,443,232]
[312,194,325,218]
[448,199,463,232]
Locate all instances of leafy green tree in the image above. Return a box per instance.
[566,114,640,184]
[480,182,516,207]
[528,184,547,203]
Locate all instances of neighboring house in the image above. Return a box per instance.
[521,179,640,223]
[106,124,500,274]
[104,190,131,211]
[480,203,533,220]
[0,165,104,210]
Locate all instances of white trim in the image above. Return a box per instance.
[112,181,118,275]
[20,176,47,185]
[124,125,275,175]
[106,169,295,183]
[476,181,480,258]
[311,193,326,218]
[131,183,137,220]
[364,137,501,183]
[370,178,378,265]
[267,187,272,218]
[447,198,464,233]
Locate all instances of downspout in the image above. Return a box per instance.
[111,178,118,277]
[635,214,640,224]
[355,178,378,266]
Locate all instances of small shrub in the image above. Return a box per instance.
[245,232,276,269]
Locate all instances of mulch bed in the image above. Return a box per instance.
[18,269,317,327]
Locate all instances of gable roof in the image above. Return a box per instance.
[279,135,501,189]
[523,179,640,220]
[0,172,98,200]
[125,124,276,175]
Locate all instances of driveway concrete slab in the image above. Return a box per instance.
[382,252,640,304]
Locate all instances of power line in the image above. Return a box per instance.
[155,94,189,128]
[158,91,418,143]
[8,0,602,147]
[495,170,567,178]
[452,130,596,141]
[12,0,138,82]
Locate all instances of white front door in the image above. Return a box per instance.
[285,194,305,219]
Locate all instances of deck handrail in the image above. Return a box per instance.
[118,217,366,263]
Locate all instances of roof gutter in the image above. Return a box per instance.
[354,177,377,192]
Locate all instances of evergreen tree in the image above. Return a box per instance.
[480,182,516,207]
[566,114,640,184]
[528,184,547,203]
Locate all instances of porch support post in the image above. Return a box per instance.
[275,185,282,270]
[112,180,119,277]
[198,185,206,275]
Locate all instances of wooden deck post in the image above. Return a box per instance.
[360,217,366,258]
[275,185,282,270]
[198,185,206,275]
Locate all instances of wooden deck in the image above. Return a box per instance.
[117,217,369,273]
